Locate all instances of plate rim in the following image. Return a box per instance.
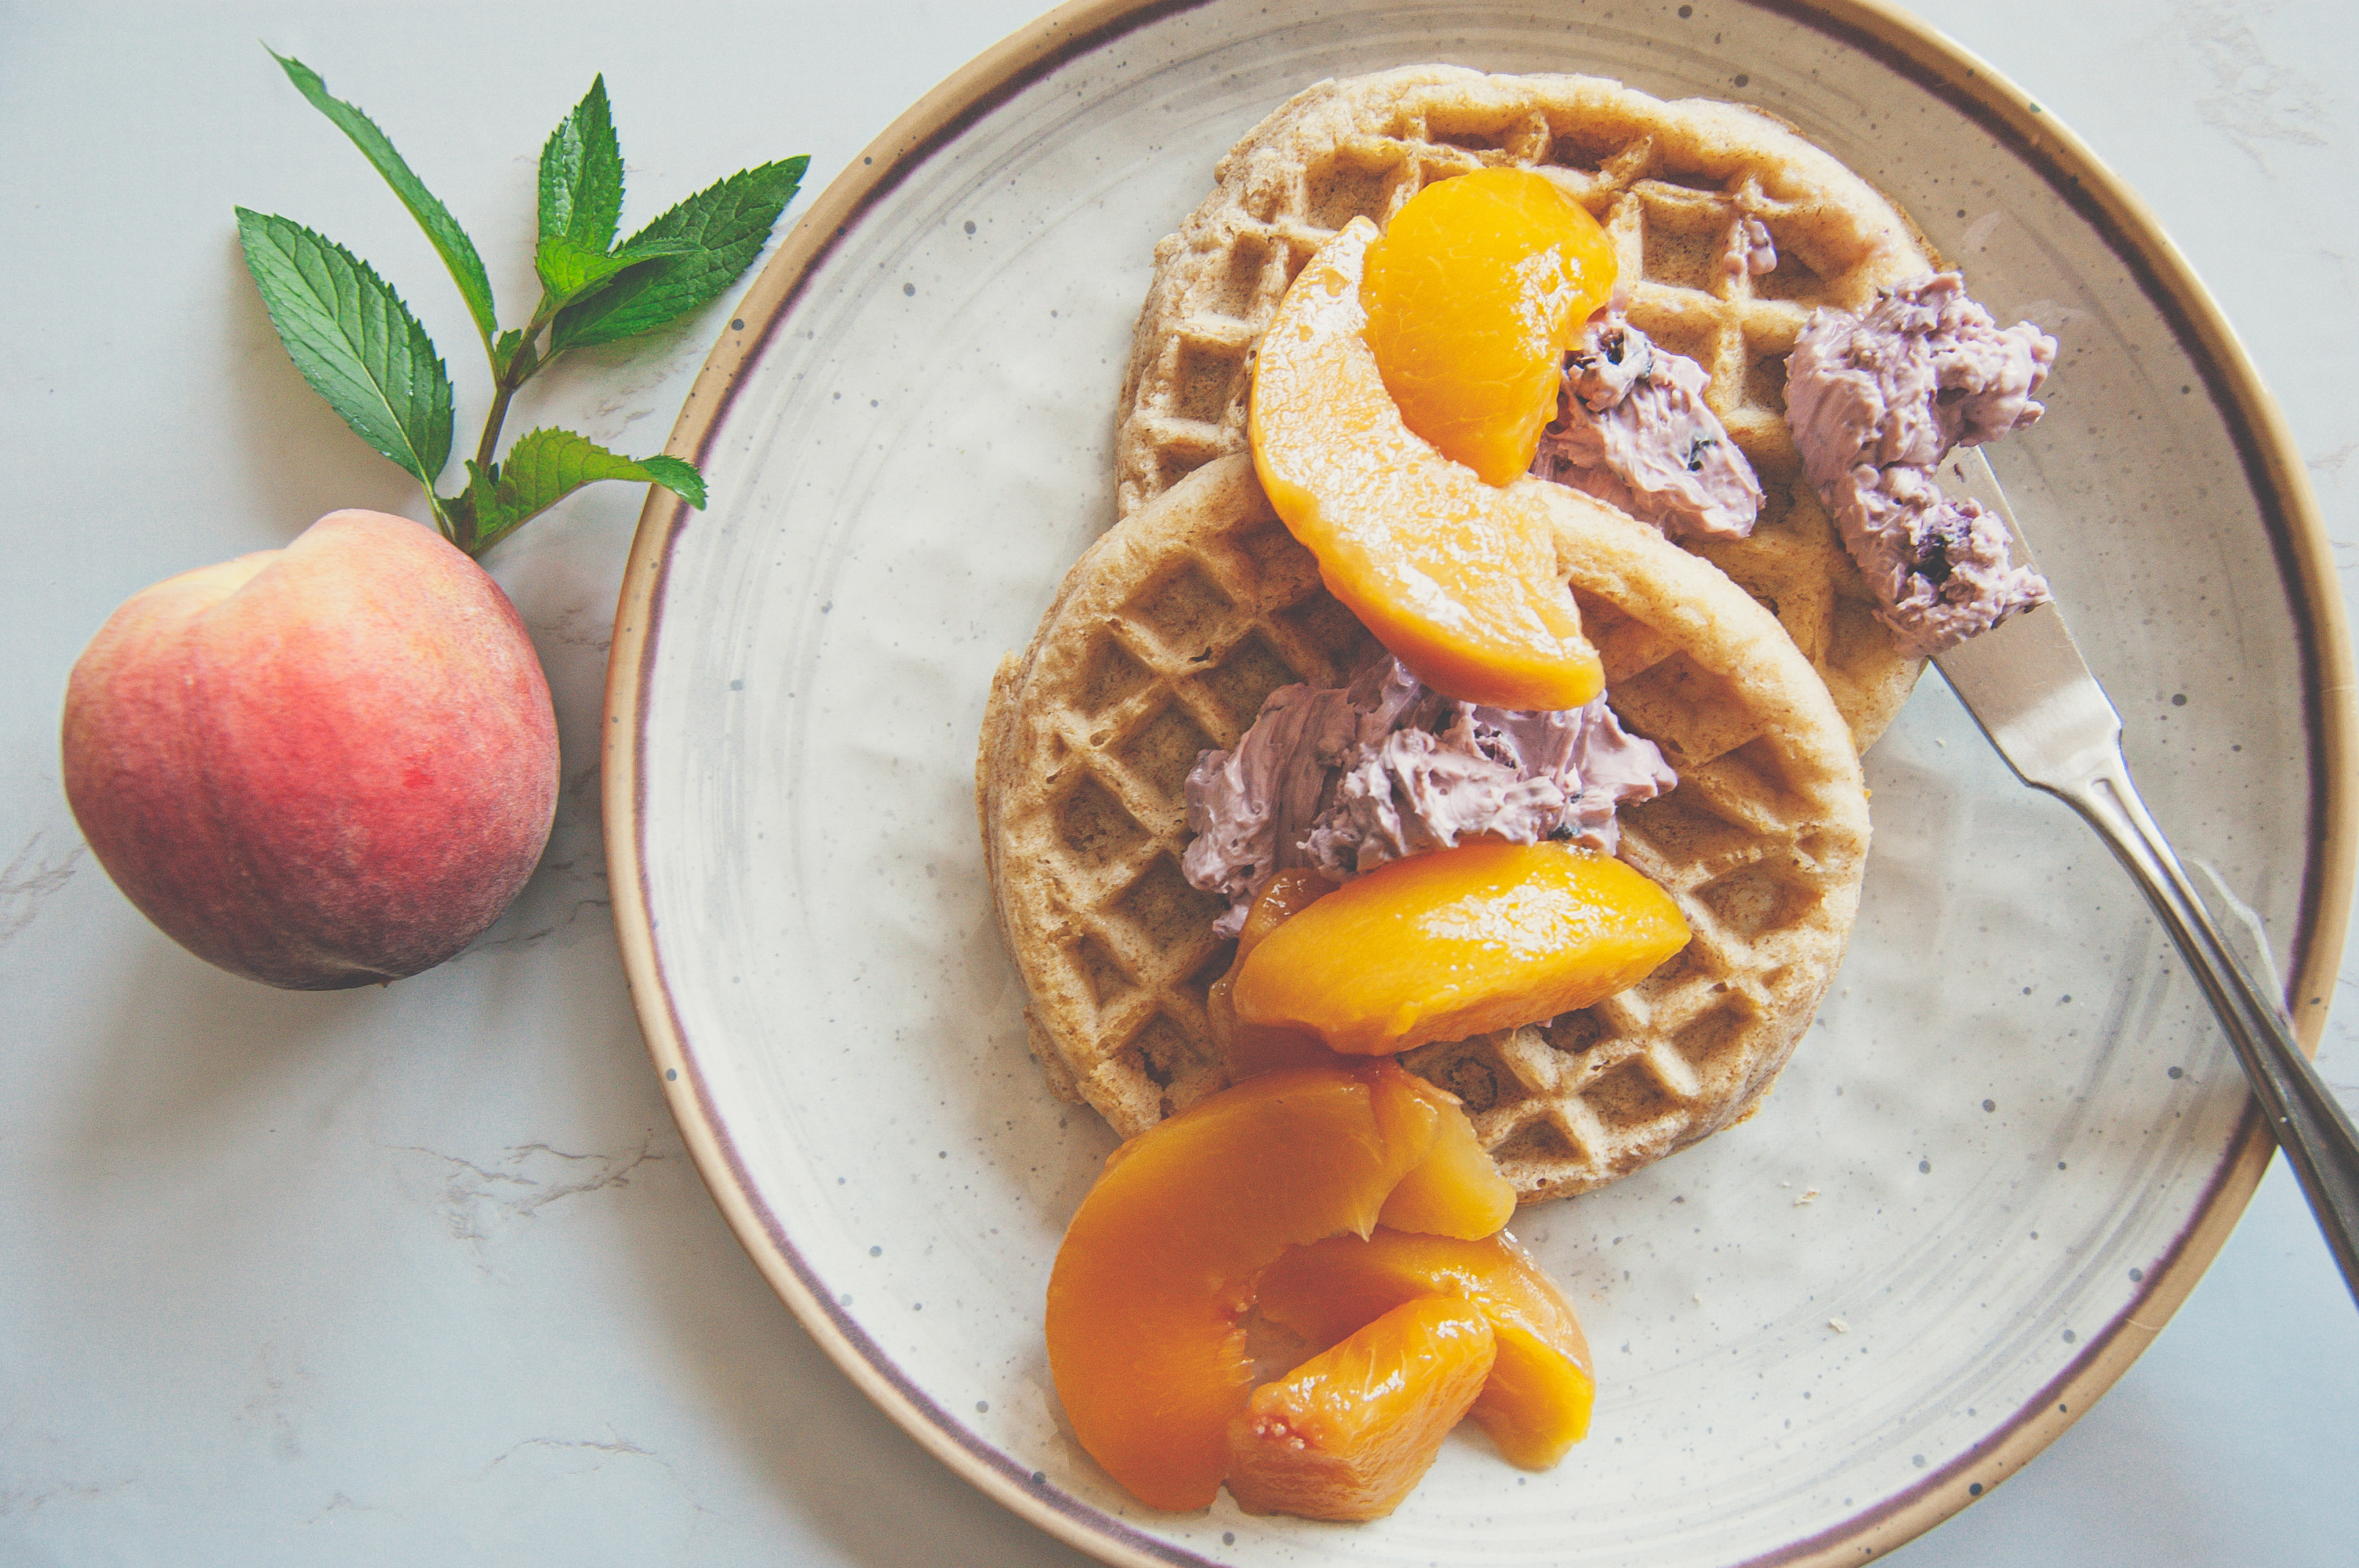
[599,2,2358,1563]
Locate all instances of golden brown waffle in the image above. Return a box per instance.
[978,455,1870,1201]
[1114,64,1937,748]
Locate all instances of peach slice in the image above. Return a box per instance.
[1207,869,1347,1083]
[1259,1229,1597,1469]
[1045,1063,1441,1510]
[1376,1089,1518,1240]
[1230,840,1690,1055]
[1249,218,1604,711]
[1362,168,1616,485]
[1209,873,1515,1236]
[1225,1295,1496,1520]
[1045,1061,1527,1509]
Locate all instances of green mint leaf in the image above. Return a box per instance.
[236,208,453,500]
[489,327,540,388]
[548,157,808,351]
[269,49,498,352]
[462,427,705,556]
[635,453,707,508]
[438,485,480,553]
[538,75,623,251]
[533,234,697,309]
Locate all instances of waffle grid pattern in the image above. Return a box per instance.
[982,461,1379,1127]
[1114,66,1936,747]
[980,456,1869,1200]
[1401,747,1852,1201]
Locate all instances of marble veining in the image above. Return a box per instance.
[238,1342,315,1461]
[2178,0,2335,161]
[389,1136,669,1249]
[0,829,85,949]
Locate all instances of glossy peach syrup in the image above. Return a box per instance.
[1225,1294,1496,1520]
[1260,1227,1597,1468]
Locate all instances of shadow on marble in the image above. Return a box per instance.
[65,941,376,1180]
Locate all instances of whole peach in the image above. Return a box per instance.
[61,510,559,989]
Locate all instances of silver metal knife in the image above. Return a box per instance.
[1932,448,2359,1303]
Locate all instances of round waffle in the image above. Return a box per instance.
[978,454,1870,1201]
[1115,64,1938,748]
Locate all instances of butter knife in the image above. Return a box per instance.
[1931,449,2359,1304]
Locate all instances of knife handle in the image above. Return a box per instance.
[2048,748,2359,1306]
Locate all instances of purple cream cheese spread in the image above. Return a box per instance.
[1784,273,2058,655]
[1722,214,1776,279]
[1180,654,1677,937]
[1530,313,1765,540]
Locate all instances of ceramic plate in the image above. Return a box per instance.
[603,2,2354,1563]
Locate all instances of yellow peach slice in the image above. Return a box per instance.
[1045,1063,1440,1510]
[1230,839,1689,1055]
[1259,1228,1597,1469]
[1362,168,1616,485]
[1249,219,1604,710]
[1225,1294,1496,1520]
[1377,1085,1518,1240]
[1045,1060,1529,1510]
[1206,869,1347,1083]
[1209,873,1516,1236]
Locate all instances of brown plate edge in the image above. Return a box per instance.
[599,2,2359,1566]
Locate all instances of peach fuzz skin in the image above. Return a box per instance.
[61,510,558,989]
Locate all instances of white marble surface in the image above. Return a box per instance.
[3,2,2353,1565]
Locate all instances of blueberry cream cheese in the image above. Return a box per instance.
[1721,212,1778,280]
[1530,314,1766,541]
[1784,273,2059,654]
[1181,653,1678,938]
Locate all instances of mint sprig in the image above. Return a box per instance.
[238,53,805,557]
[534,234,698,310]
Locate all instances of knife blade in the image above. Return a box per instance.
[1931,449,2359,1304]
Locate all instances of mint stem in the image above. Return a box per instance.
[450,300,575,554]
[466,300,562,503]
[474,376,523,476]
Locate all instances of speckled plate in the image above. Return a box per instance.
[602,2,2354,1564]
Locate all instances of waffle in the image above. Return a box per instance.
[1115,64,1939,749]
[978,454,1870,1201]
